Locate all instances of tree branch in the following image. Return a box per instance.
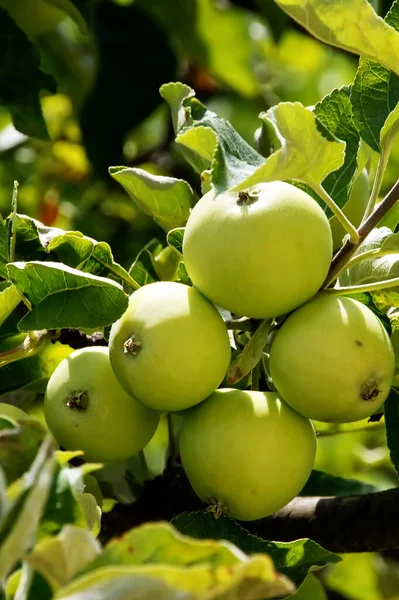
[323,178,399,288]
[100,461,399,553]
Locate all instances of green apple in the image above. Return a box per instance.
[0,403,27,421]
[109,282,231,412]
[0,0,65,38]
[269,295,395,423]
[330,169,369,251]
[44,347,159,462]
[182,182,332,319]
[180,388,316,521]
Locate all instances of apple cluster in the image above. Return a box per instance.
[43,180,395,522]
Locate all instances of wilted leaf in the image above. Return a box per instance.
[27,525,101,590]
[172,512,340,586]
[109,167,196,232]
[7,262,128,330]
[275,0,399,76]
[233,103,345,192]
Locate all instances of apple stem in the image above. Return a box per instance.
[236,189,259,206]
[123,333,141,355]
[66,391,89,410]
[333,248,399,280]
[310,182,359,244]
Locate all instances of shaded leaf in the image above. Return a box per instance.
[109,167,195,232]
[314,87,360,213]
[7,262,128,330]
[166,228,184,254]
[384,388,399,476]
[0,417,47,485]
[0,10,56,139]
[275,0,399,76]
[300,470,377,497]
[227,319,271,384]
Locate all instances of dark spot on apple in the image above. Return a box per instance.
[355,340,363,347]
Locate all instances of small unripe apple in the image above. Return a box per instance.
[44,347,159,462]
[330,169,369,251]
[180,389,316,521]
[269,295,395,423]
[109,282,231,412]
[182,181,332,319]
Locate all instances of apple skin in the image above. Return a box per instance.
[182,181,333,319]
[269,295,395,423]
[180,388,316,521]
[0,0,65,37]
[109,282,231,412]
[330,169,369,251]
[44,347,159,462]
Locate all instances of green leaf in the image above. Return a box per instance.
[109,167,196,232]
[384,388,399,476]
[27,525,101,591]
[128,246,159,288]
[290,574,327,600]
[0,9,56,139]
[8,214,64,262]
[350,1,399,153]
[0,417,47,485]
[227,319,271,384]
[160,82,264,194]
[0,285,21,329]
[0,339,73,397]
[48,232,138,290]
[0,437,56,581]
[7,261,129,330]
[300,470,377,496]
[314,87,360,212]
[233,103,345,192]
[338,228,399,310]
[172,512,340,586]
[275,0,399,77]
[0,216,8,278]
[166,228,184,254]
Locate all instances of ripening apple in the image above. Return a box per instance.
[269,295,395,423]
[180,389,316,521]
[182,181,333,319]
[44,347,159,462]
[109,281,231,412]
[330,169,369,251]
[0,0,65,37]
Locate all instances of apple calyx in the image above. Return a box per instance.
[206,498,228,519]
[360,378,381,401]
[66,391,89,410]
[123,333,141,355]
[236,189,259,206]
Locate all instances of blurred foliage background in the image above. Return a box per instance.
[1,0,399,598]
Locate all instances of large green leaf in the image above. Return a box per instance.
[0,9,56,139]
[233,102,345,192]
[300,470,377,496]
[160,82,264,194]
[0,438,56,581]
[109,167,196,232]
[350,0,399,153]
[0,285,21,329]
[274,0,399,77]
[7,262,128,330]
[314,87,361,213]
[172,512,340,586]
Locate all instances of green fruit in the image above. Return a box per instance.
[109,282,231,412]
[44,347,159,462]
[0,403,27,421]
[269,295,395,423]
[180,389,316,521]
[0,0,65,37]
[330,169,369,251]
[182,182,332,319]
